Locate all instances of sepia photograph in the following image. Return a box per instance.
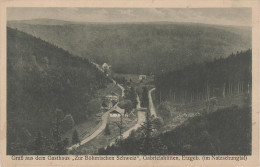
[0,1,259,166]
[5,7,253,155]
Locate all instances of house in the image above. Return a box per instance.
[109,110,121,117]
[139,75,146,80]
[102,63,112,76]
[109,106,126,118]
[102,63,111,71]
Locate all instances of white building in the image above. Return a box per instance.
[102,63,111,70]
[109,106,126,118]
[109,110,121,117]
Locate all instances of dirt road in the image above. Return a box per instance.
[148,88,157,117]
[68,104,118,150]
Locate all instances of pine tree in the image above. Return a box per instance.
[141,111,153,154]
[115,115,123,139]
[51,109,68,155]
[72,130,80,145]
[141,87,149,108]
[104,124,111,135]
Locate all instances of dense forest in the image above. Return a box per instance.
[98,106,251,155]
[154,49,252,103]
[98,50,252,155]
[7,27,110,154]
[8,20,251,74]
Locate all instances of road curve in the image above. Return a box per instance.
[112,79,125,97]
[108,111,145,147]
[92,62,125,97]
[109,95,145,146]
[68,62,125,150]
[121,95,145,139]
[121,111,145,139]
[148,88,157,117]
[68,104,118,150]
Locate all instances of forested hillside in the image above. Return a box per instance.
[7,27,109,154]
[98,49,252,155]
[99,106,251,155]
[8,21,251,74]
[154,49,252,103]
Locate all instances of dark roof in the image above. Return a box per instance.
[110,110,121,114]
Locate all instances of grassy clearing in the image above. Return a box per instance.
[69,110,138,154]
[62,83,122,146]
[157,93,251,133]
[61,116,101,145]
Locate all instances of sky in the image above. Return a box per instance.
[7,8,252,27]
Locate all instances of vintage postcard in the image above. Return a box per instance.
[0,0,259,167]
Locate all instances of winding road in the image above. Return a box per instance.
[122,110,146,138]
[121,94,145,139]
[136,94,141,109]
[148,88,157,117]
[109,95,145,146]
[68,104,118,150]
[68,63,125,150]
[92,62,125,97]
[70,62,157,150]
[112,79,125,97]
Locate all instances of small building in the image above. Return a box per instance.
[102,63,112,76]
[109,110,121,117]
[139,75,146,80]
[109,106,126,118]
[102,63,111,70]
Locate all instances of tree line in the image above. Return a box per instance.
[154,49,252,104]
[8,22,251,75]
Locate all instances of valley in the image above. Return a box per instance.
[7,19,252,155]
[8,20,251,74]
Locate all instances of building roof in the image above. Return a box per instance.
[102,63,111,69]
[110,110,121,114]
[110,106,125,115]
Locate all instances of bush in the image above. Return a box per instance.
[61,114,75,132]
[104,124,111,135]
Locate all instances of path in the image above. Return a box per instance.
[136,94,141,109]
[109,95,145,146]
[68,104,118,150]
[121,95,145,139]
[148,88,157,117]
[70,61,144,149]
[68,63,125,150]
[92,62,104,72]
[121,111,145,139]
[112,79,125,97]
[92,62,125,97]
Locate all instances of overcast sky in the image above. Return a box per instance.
[7,8,252,27]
